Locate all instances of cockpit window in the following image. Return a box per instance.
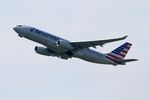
[17,25,22,27]
[30,28,35,32]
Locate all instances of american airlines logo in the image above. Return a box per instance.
[31,28,59,41]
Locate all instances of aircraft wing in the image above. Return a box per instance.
[70,36,127,49]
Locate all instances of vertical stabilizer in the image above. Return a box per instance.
[106,42,132,62]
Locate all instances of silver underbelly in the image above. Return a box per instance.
[73,48,111,64]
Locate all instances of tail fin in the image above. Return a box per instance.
[106,42,132,61]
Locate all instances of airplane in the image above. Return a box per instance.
[13,25,138,66]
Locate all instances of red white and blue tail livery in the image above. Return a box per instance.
[105,42,137,65]
[106,42,132,60]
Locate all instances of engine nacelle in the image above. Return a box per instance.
[56,40,74,50]
[35,46,55,56]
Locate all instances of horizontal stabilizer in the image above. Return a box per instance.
[114,59,138,65]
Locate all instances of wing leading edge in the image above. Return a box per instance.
[70,36,127,49]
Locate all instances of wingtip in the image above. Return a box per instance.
[122,35,128,39]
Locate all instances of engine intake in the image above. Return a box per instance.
[35,46,54,56]
[56,40,74,50]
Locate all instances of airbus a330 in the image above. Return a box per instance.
[13,25,138,66]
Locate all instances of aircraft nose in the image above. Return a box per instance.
[13,26,17,31]
[13,25,24,37]
[13,26,19,33]
[13,25,21,32]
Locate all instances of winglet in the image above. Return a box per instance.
[121,35,128,40]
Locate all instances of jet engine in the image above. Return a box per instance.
[35,46,56,56]
[56,40,74,50]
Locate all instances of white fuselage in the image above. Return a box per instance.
[13,25,114,65]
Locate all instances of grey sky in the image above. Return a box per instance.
[0,0,149,100]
